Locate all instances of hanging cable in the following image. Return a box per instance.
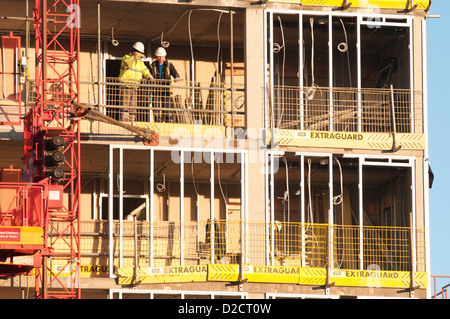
[150,8,231,43]
[156,173,166,192]
[305,158,318,262]
[305,17,320,100]
[217,161,228,209]
[310,18,315,88]
[333,157,343,206]
[191,155,199,197]
[273,16,285,54]
[159,8,232,84]
[216,12,224,78]
[160,32,170,48]
[281,157,290,224]
[307,158,313,224]
[188,10,195,83]
[111,26,119,46]
[190,155,200,219]
[274,16,286,127]
[338,18,352,87]
[333,156,345,268]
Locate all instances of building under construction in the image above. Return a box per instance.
[0,0,435,299]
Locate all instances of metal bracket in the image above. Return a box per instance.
[250,0,268,6]
[333,0,352,11]
[399,0,417,13]
[312,281,335,295]
[425,0,432,13]
[409,286,421,298]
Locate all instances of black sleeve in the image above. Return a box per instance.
[149,62,156,78]
[169,63,180,79]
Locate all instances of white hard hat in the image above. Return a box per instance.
[155,47,167,57]
[132,42,145,54]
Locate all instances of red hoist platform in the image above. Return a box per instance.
[0,0,81,299]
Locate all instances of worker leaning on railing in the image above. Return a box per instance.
[149,47,183,122]
[118,42,153,122]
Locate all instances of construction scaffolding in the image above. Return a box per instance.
[0,0,436,300]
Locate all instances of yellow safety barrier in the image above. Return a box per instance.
[51,220,427,289]
[116,264,428,289]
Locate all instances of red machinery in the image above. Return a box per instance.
[23,0,80,299]
[1,0,156,299]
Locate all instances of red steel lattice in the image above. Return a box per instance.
[24,0,81,299]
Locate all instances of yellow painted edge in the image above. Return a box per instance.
[269,0,430,10]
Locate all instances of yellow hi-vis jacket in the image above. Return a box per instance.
[119,53,153,87]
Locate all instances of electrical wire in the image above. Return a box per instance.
[190,155,201,223]
[307,158,313,224]
[160,32,170,48]
[275,156,290,256]
[305,17,320,101]
[334,156,345,269]
[116,173,124,192]
[306,158,318,264]
[281,157,290,224]
[274,16,286,127]
[333,157,343,206]
[216,12,224,78]
[191,155,198,197]
[338,18,352,87]
[272,16,285,54]
[111,26,119,46]
[150,8,231,43]
[156,173,166,192]
[152,8,231,84]
[310,18,315,88]
[188,10,194,82]
[217,161,228,210]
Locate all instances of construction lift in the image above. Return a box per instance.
[19,0,82,299]
[0,0,158,299]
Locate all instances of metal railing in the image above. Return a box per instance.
[268,86,424,134]
[0,183,46,228]
[25,80,426,137]
[93,77,245,127]
[51,219,426,275]
[431,275,450,299]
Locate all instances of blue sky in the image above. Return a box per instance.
[427,0,450,286]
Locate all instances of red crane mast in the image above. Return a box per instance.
[23,0,81,299]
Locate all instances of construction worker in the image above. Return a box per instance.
[150,47,182,122]
[118,42,153,122]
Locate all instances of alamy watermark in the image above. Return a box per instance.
[66,4,81,29]
[169,126,280,174]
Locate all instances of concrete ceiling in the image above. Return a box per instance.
[0,0,245,48]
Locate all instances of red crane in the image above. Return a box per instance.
[23,0,81,299]
[1,0,157,299]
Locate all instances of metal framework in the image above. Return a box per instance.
[265,151,417,271]
[23,0,81,299]
[264,10,415,134]
[108,145,248,278]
